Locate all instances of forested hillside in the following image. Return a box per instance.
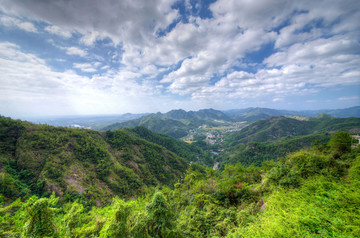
[1,131,359,237]
[224,116,360,145]
[0,116,190,205]
[219,115,360,167]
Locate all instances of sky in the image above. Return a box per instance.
[0,0,359,118]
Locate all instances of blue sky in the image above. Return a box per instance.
[0,0,359,118]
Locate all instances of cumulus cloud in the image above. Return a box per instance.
[73,62,101,73]
[0,15,37,32]
[0,0,179,45]
[44,25,72,38]
[0,0,359,115]
[64,47,87,57]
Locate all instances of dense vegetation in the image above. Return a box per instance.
[1,131,359,237]
[126,126,214,166]
[0,116,191,206]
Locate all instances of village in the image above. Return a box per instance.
[182,120,248,145]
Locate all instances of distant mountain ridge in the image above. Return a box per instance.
[101,109,232,138]
[223,106,360,122]
[101,106,359,138]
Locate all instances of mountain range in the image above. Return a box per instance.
[101,106,360,138]
[101,108,232,138]
[224,106,360,122]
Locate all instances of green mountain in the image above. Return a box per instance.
[225,116,360,145]
[102,109,232,138]
[220,116,360,166]
[221,133,332,166]
[224,107,286,122]
[0,116,189,204]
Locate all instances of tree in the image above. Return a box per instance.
[23,195,59,237]
[146,192,176,237]
[63,202,84,238]
[100,198,131,238]
[328,131,353,157]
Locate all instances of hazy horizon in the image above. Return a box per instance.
[1,0,359,118]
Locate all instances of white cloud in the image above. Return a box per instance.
[338,96,359,101]
[273,98,283,102]
[73,62,99,73]
[0,15,37,32]
[44,25,72,38]
[0,42,167,117]
[64,47,87,57]
[0,0,179,45]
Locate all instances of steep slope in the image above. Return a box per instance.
[101,109,232,138]
[125,126,203,161]
[0,116,188,204]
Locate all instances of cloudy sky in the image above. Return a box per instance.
[0,0,359,118]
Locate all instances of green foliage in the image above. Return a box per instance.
[230,176,360,237]
[63,201,84,237]
[328,131,353,157]
[0,116,26,156]
[100,198,132,237]
[23,194,59,238]
[349,155,360,182]
[146,192,176,237]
